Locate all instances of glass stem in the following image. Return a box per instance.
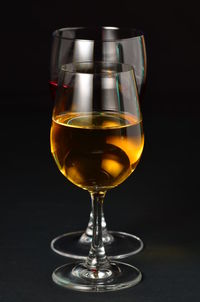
[86,191,111,270]
[80,201,114,244]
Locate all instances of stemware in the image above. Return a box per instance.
[50,61,144,291]
[50,27,147,259]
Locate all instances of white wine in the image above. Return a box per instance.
[51,111,144,192]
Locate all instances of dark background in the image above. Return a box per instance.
[0,1,200,301]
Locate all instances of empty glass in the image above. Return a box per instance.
[49,27,147,259]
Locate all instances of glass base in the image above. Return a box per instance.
[52,261,142,292]
[51,231,144,260]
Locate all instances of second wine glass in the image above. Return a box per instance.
[49,27,147,259]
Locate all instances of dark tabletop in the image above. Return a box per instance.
[0,93,199,302]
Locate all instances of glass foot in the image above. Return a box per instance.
[51,231,144,260]
[52,261,142,292]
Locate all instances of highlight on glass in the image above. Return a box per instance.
[50,61,144,292]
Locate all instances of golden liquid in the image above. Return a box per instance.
[51,112,144,191]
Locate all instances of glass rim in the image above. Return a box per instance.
[61,61,134,76]
[52,26,144,42]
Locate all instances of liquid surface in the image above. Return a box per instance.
[51,112,144,191]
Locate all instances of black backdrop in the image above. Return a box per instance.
[0,1,200,301]
[1,0,200,112]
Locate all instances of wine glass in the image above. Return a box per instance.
[49,27,147,260]
[50,61,144,292]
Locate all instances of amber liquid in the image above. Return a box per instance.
[51,112,144,191]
